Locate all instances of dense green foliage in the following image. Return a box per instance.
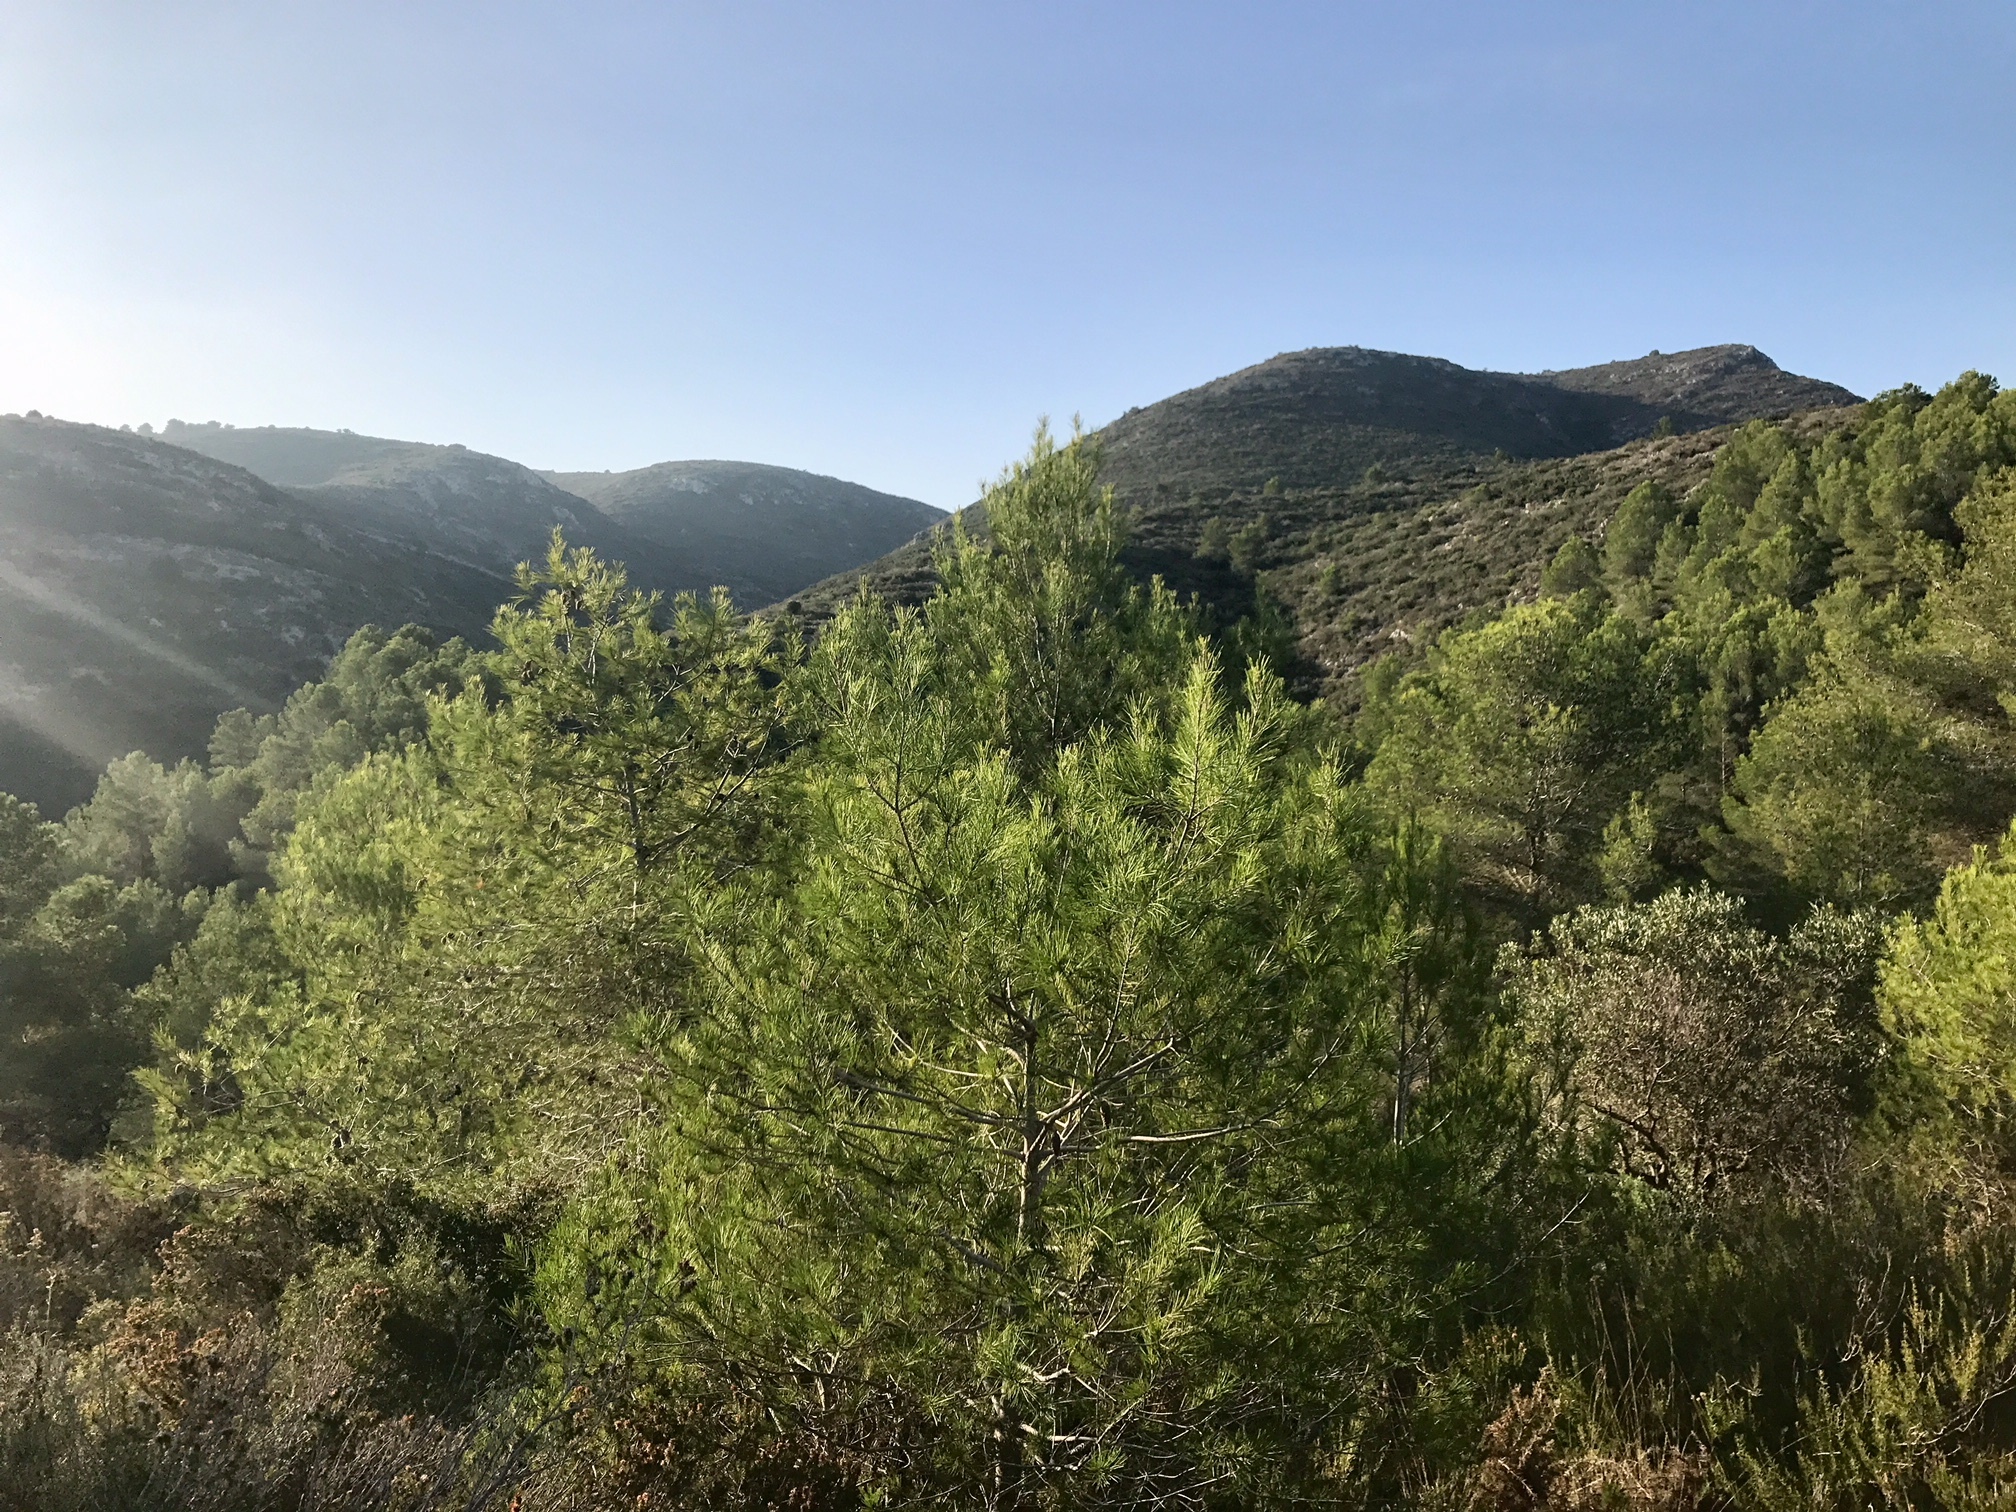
[1365,375,2016,919]
[0,626,473,1157]
[10,382,2016,1508]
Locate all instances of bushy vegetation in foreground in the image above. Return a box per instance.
[6,381,2016,1507]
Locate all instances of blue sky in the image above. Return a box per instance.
[1,2,2011,506]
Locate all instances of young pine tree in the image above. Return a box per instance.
[537,433,1470,1508]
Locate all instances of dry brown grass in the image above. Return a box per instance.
[1469,1375,1707,1512]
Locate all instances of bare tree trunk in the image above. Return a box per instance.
[1393,966,1413,1145]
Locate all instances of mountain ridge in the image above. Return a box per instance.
[0,421,944,811]
[782,344,1864,699]
[1094,342,1859,505]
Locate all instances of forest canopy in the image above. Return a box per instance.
[7,382,2016,1508]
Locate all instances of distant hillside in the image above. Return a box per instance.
[158,421,434,486]
[164,424,944,608]
[785,345,1863,700]
[542,460,943,608]
[164,424,688,587]
[1191,407,1860,694]
[1095,344,1858,506]
[3,424,942,811]
[0,416,510,812]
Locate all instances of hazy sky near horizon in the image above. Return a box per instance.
[1,2,2011,507]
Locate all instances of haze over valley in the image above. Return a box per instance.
[0,416,941,809]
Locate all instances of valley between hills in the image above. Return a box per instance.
[0,419,941,811]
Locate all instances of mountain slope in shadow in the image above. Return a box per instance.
[544,460,944,609]
[0,417,512,811]
[2,423,943,811]
[163,423,687,588]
